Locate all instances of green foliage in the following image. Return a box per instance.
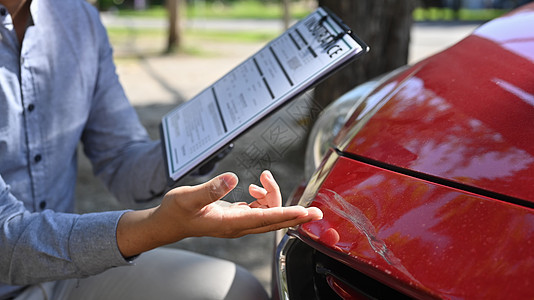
[97,0,118,11]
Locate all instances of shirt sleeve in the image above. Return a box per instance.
[0,176,131,285]
[80,4,168,205]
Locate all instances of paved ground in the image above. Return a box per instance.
[75,15,480,295]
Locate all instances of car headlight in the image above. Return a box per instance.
[304,67,408,180]
[304,82,375,180]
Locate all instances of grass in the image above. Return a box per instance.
[116,2,509,22]
[106,27,164,36]
[185,28,278,43]
[186,1,311,19]
[413,7,508,21]
[106,26,277,58]
[117,1,312,20]
[115,5,166,18]
[106,27,277,43]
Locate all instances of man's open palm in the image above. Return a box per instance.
[117,171,322,257]
[155,171,322,240]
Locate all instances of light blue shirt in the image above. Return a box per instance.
[0,0,167,297]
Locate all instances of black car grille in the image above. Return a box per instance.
[284,238,411,300]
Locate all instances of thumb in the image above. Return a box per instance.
[177,172,239,210]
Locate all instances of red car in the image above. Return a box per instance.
[272,3,534,299]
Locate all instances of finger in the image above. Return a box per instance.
[214,200,249,208]
[249,184,267,199]
[238,205,308,227]
[173,172,239,210]
[260,170,280,195]
[259,170,281,207]
[305,207,323,220]
[249,201,268,209]
[226,205,321,233]
[238,207,323,235]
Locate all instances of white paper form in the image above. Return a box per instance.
[162,7,369,181]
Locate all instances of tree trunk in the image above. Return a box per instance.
[166,0,182,53]
[282,0,291,30]
[314,0,416,108]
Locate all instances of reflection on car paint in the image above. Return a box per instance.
[341,36,534,203]
[492,78,534,106]
[474,8,534,62]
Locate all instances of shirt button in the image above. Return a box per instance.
[0,8,6,16]
[39,201,47,210]
[28,104,35,112]
[34,154,42,163]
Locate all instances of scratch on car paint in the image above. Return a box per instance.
[316,189,421,284]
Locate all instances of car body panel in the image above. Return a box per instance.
[275,4,534,300]
[296,153,534,299]
[336,4,534,204]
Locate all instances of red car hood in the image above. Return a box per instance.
[336,4,534,205]
[289,6,534,299]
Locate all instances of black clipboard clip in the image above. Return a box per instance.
[319,6,368,51]
[318,14,348,43]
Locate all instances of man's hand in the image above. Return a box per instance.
[117,171,322,258]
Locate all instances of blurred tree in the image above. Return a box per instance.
[314,0,417,108]
[167,0,183,53]
[282,0,290,29]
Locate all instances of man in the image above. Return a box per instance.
[0,0,323,298]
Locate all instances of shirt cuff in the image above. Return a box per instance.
[69,210,132,276]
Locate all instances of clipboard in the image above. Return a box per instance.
[161,7,369,183]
